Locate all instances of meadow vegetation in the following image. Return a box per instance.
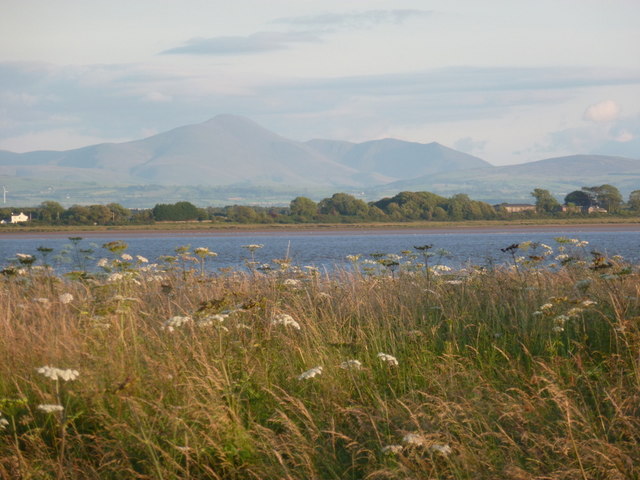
[0,239,638,479]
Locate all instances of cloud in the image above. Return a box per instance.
[273,9,435,30]
[583,100,620,122]
[143,91,172,103]
[161,31,319,55]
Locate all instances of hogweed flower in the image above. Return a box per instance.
[16,253,36,265]
[403,433,427,446]
[241,244,263,252]
[136,255,149,263]
[194,247,218,258]
[381,445,403,455]
[271,313,301,330]
[37,366,80,382]
[429,444,453,456]
[162,316,192,332]
[283,278,301,287]
[58,293,74,304]
[121,253,133,261]
[298,366,323,380]
[377,352,399,366]
[37,404,64,414]
[339,359,362,370]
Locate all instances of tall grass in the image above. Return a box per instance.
[0,241,638,479]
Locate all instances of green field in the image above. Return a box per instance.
[0,241,638,479]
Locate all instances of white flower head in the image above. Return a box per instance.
[58,293,74,304]
[37,404,64,413]
[97,258,109,268]
[339,359,362,370]
[429,444,452,456]
[271,313,301,330]
[283,278,301,287]
[381,445,403,455]
[121,253,133,261]
[377,352,399,366]
[162,315,192,332]
[136,255,149,263]
[0,417,9,430]
[37,366,80,382]
[402,433,427,446]
[298,366,323,380]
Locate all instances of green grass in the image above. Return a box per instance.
[0,242,638,479]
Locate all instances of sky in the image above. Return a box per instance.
[1,0,639,165]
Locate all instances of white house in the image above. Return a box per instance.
[10,212,29,223]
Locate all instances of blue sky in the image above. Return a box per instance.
[1,0,639,165]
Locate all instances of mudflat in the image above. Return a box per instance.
[1,221,639,238]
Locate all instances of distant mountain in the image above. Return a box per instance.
[0,115,362,187]
[1,115,639,207]
[306,138,490,181]
[374,154,640,204]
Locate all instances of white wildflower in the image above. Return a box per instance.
[432,265,452,272]
[0,416,9,430]
[553,315,568,332]
[555,254,569,261]
[576,240,589,248]
[241,244,263,251]
[403,433,427,446]
[58,293,74,304]
[162,315,192,332]
[283,278,300,287]
[121,253,133,261]
[107,273,123,282]
[196,314,228,327]
[581,299,597,307]
[34,297,51,306]
[377,352,399,367]
[194,247,217,257]
[37,404,64,413]
[339,359,362,370]
[271,313,301,330]
[16,253,34,260]
[540,303,553,311]
[37,366,80,382]
[381,445,403,455]
[566,307,584,318]
[136,255,149,263]
[346,255,361,262]
[445,279,463,285]
[97,258,109,268]
[429,444,452,456]
[298,366,323,380]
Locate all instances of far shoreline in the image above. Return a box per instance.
[1,219,639,239]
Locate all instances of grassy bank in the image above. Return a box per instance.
[1,216,640,236]
[0,242,639,479]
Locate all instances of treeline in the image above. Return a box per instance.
[3,185,640,226]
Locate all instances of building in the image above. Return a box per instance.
[10,212,29,223]
[494,203,537,213]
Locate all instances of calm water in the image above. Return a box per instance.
[2,228,640,272]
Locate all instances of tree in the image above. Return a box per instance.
[584,184,622,213]
[564,190,592,208]
[318,193,369,217]
[531,188,560,213]
[152,201,200,221]
[106,203,130,224]
[628,190,640,212]
[290,196,317,218]
[39,201,64,223]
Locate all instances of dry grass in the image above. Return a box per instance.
[0,241,638,479]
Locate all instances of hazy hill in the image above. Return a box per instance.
[375,154,640,204]
[306,138,490,181]
[1,115,640,207]
[0,115,363,187]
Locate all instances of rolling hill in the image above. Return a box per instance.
[1,115,639,207]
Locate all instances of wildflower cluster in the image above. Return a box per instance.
[271,313,301,330]
[37,366,80,382]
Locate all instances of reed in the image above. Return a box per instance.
[0,241,638,479]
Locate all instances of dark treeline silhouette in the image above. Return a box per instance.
[2,185,639,226]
